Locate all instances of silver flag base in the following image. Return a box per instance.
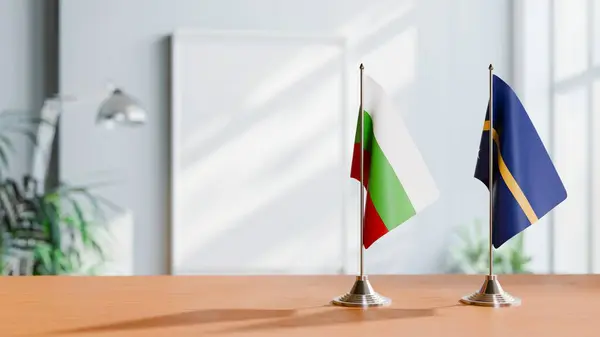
[331,275,391,308]
[460,275,521,307]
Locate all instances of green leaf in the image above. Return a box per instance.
[34,244,53,272]
[0,134,15,153]
[0,147,9,169]
[67,247,82,272]
[50,249,61,274]
[0,111,52,127]
[71,200,89,246]
[1,128,38,145]
[49,181,122,220]
[40,201,62,253]
[89,237,106,261]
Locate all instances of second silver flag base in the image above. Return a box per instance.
[460,274,521,307]
[331,275,391,308]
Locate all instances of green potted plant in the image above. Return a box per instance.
[0,110,118,275]
[447,218,532,274]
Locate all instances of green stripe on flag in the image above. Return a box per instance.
[355,111,417,230]
[369,136,416,230]
[354,110,373,150]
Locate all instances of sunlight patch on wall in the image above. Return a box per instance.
[552,87,589,274]
[176,75,342,264]
[337,0,413,46]
[242,43,344,112]
[553,0,587,82]
[360,26,417,96]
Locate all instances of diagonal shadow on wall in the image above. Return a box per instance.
[173,4,419,274]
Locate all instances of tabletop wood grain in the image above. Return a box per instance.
[1,275,599,337]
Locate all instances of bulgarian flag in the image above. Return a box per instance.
[351,76,439,248]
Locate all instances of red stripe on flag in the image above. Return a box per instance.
[363,194,389,248]
[350,143,387,248]
[350,143,371,188]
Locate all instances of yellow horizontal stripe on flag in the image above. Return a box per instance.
[483,121,539,224]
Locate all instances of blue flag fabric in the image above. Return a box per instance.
[475,75,567,248]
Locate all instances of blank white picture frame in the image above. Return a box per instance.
[170,30,351,275]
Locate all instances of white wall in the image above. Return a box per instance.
[59,0,513,275]
[515,0,600,274]
[0,0,46,178]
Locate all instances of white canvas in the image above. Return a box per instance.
[170,30,350,275]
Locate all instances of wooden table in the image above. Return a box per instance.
[2,275,599,337]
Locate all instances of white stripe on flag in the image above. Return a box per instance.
[363,75,439,212]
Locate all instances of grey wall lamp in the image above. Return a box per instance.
[52,85,147,128]
[96,88,147,128]
[31,86,147,191]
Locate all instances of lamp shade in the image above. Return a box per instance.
[96,88,146,128]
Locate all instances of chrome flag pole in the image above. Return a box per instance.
[460,64,521,307]
[331,63,390,308]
